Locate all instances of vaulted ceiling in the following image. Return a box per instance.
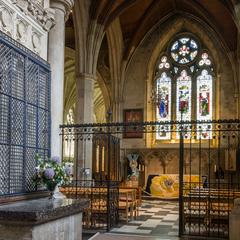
[66,0,238,57]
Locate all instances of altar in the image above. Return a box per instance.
[0,198,89,240]
[148,174,201,199]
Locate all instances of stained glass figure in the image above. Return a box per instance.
[197,70,212,119]
[175,70,192,139]
[176,70,191,121]
[171,37,198,64]
[156,72,171,120]
[156,72,171,139]
[197,69,213,139]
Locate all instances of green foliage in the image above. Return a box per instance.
[33,154,71,191]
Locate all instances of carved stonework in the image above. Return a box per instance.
[0,6,13,36]
[0,0,50,60]
[32,31,41,55]
[16,18,27,43]
[36,0,44,7]
[11,0,55,31]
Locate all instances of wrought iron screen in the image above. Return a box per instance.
[61,120,240,237]
[0,31,51,197]
[179,120,240,239]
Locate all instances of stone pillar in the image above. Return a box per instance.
[229,198,240,240]
[48,0,73,157]
[76,73,95,123]
[75,73,95,179]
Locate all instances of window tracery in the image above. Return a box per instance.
[154,34,214,140]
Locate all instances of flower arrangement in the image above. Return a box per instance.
[33,155,71,192]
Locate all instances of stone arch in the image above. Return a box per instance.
[106,18,124,121]
[73,0,105,76]
[144,15,236,124]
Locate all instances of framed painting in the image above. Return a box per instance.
[123,109,143,138]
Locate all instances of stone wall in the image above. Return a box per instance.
[122,16,236,152]
[124,148,220,185]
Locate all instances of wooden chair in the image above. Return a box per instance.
[118,188,137,223]
[119,185,142,216]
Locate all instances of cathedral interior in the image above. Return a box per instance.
[0,0,240,240]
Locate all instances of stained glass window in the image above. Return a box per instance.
[176,70,191,121]
[156,72,171,139]
[154,34,214,141]
[159,56,170,69]
[170,37,198,64]
[199,53,211,66]
[197,69,213,139]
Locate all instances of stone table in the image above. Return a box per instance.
[0,198,89,240]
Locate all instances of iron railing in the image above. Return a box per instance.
[61,120,240,238]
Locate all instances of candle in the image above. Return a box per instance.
[96,145,99,173]
[102,146,105,171]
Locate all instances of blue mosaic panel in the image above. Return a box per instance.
[9,146,24,194]
[39,68,49,109]
[26,60,38,105]
[26,105,37,147]
[0,32,51,197]
[25,148,36,192]
[11,52,25,100]
[38,109,48,149]
[11,99,24,145]
[0,43,11,95]
[0,145,9,194]
[0,94,9,144]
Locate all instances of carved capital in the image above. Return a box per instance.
[50,0,74,21]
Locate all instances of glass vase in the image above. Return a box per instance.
[47,183,66,199]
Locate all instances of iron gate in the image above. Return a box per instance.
[60,126,120,230]
[179,120,240,239]
[60,120,240,237]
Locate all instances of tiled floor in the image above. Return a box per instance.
[110,200,180,240]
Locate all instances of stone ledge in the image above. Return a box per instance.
[0,198,89,226]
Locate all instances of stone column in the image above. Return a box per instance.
[75,73,95,179]
[48,0,74,157]
[76,73,95,123]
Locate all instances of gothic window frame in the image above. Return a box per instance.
[153,33,215,141]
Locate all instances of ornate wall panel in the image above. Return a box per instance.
[0,0,54,60]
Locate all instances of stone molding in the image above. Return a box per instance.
[50,0,74,21]
[11,0,55,31]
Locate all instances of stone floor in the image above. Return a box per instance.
[83,200,180,240]
[91,233,178,240]
[110,200,179,240]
